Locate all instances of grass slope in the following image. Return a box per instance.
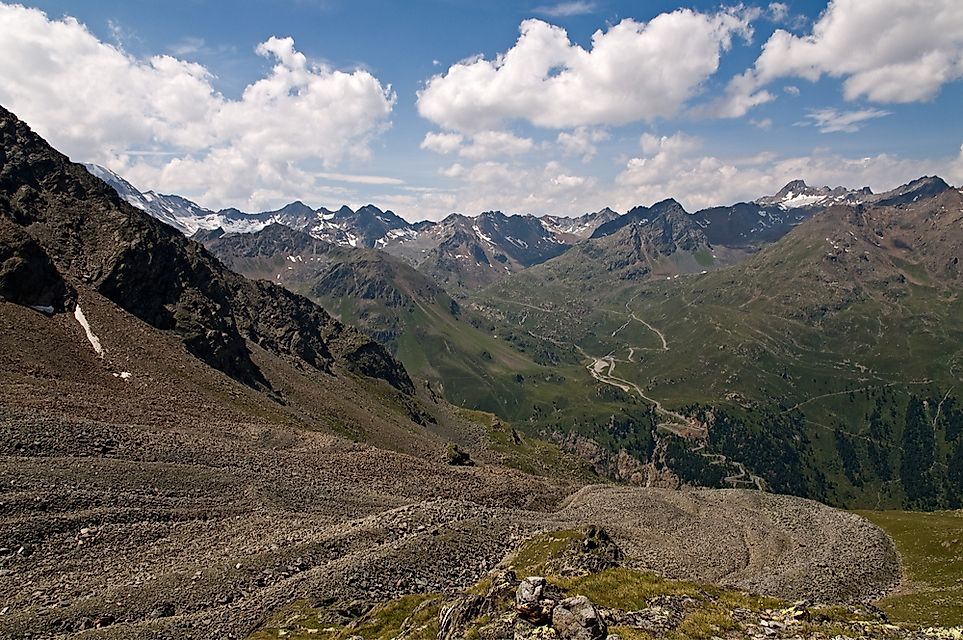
[858,510,963,627]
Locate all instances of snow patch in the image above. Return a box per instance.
[780,193,825,209]
[73,304,103,356]
[29,305,55,315]
[473,225,495,245]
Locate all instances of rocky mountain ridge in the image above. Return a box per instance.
[90,164,951,296]
[3,109,410,393]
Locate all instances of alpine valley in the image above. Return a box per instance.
[87,156,963,512]
[2,85,962,640]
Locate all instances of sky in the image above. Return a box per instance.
[1,0,962,220]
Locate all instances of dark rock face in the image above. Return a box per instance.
[873,175,949,207]
[589,199,711,275]
[591,199,688,239]
[0,217,74,311]
[0,104,412,393]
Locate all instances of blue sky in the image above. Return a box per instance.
[2,0,962,219]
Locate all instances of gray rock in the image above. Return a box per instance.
[516,576,558,625]
[551,596,606,640]
[438,593,485,639]
[149,603,175,618]
[516,576,547,606]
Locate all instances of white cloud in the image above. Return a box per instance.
[783,85,800,96]
[312,171,405,185]
[0,4,395,211]
[458,130,534,160]
[440,163,466,178]
[169,36,206,56]
[750,118,773,130]
[421,131,464,154]
[397,138,963,221]
[557,127,609,161]
[532,1,597,17]
[754,0,963,104]
[695,68,774,118]
[767,3,789,23]
[802,107,891,133]
[417,9,755,132]
[449,160,600,215]
[616,131,963,211]
[421,130,535,159]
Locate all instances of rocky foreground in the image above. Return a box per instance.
[1,402,903,640]
[252,527,959,640]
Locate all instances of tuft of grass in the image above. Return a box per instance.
[508,529,585,576]
[340,594,439,640]
[670,605,739,639]
[556,567,701,611]
[245,594,439,640]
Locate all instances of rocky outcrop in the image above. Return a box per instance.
[0,217,74,312]
[542,526,622,577]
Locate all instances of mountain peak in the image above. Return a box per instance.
[278,200,313,212]
[871,175,951,207]
[650,198,688,215]
[780,179,809,193]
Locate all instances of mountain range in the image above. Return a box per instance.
[91,163,915,295]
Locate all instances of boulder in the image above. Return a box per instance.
[445,443,474,466]
[438,594,485,640]
[516,576,558,625]
[551,596,606,640]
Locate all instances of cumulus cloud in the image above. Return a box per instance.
[616,131,963,211]
[417,9,755,132]
[421,130,534,159]
[421,131,464,154]
[458,130,535,159]
[556,127,609,161]
[755,0,963,104]
[711,0,963,118]
[0,4,395,211]
[392,136,963,221]
[802,107,891,133]
[694,68,774,118]
[443,160,600,216]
